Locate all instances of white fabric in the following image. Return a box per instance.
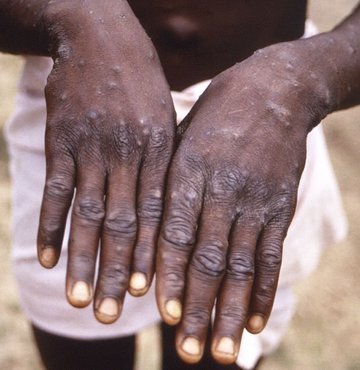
[4,20,347,368]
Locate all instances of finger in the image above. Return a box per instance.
[211,219,261,365]
[246,220,288,334]
[156,160,204,326]
[66,164,106,308]
[37,151,75,269]
[94,166,138,324]
[129,126,174,296]
[176,202,235,364]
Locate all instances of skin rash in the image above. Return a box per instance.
[0,0,359,365]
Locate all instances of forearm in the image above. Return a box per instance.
[255,3,360,132]
[0,0,51,55]
[310,3,360,113]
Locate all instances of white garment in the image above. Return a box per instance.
[4,21,347,369]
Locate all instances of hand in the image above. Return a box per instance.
[36,1,175,324]
[156,41,330,363]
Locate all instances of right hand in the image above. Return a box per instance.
[156,40,331,364]
[36,0,176,324]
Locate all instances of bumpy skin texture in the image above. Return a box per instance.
[35,1,176,322]
[156,38,356,364]
[1,0,360,365]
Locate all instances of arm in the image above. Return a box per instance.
[156,3,360,365]
[313,3,360,111]
[0,0,49,55]
[1,0,176,323]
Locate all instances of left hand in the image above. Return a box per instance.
[156,41,330,364]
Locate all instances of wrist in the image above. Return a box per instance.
[43,0,141,59]
[244,41,335,133]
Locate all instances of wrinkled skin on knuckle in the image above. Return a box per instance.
[217,306,248,324]
[164,270,186,291]
[191,244,226,278]
[148,125,171,152]
[133,242,154,261]
[44,175,74,202]
[109,120,137,161]
[74,198,105,225]
[45,118,81,159]
[137,195,163,225]
[99,264,129,292]
[257,244,282,273]
[140,125,174,171]
[182,306,211,330]
[240,180,297,228]
[269,190,297,220]
[253,281,276,307]
[243,177,273,205]
[69,250,96,271]
[162,214,196,250]
[103,211,137,239]
[171,148,208,181]
[227,252,255,282]
[207,166,245,202]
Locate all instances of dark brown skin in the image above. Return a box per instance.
[1,0,360,365]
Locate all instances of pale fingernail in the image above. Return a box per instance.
[96,298,119,324]
[216,337,236,356]
[248,315,265,333]
[182,337,201,356]
[165,299,182,320]
[70,281,91,307]
[129,272,147,291]
[40,247,57,268]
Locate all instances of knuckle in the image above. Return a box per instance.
[257,244,282,271]
[110,120,136,159]
[101,264,128,290]
[71,250,95,268]
[46,124,80,158]
[74,198,105,224]
[173,151,206,180]
[183,307,211,328]
[191,244,226,278]
[103,211,137,238]
[148,126,169,150]
[44,176,74,201]
[210,167,246,199]
[254,282,275,305]
[247,180,272,202]
[162,215,196,250]
[227,253,254,281]
[270,191,296,218]
[138,194,163,224]
[164,271,185,291]
[218,307,247,323]
[133,242,153,262]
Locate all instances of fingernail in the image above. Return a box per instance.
[129,272,147,291]
[40,247,57,268]
[182,337,201,356]
[216,337,236,356]
[70,281,91,307]
[96,298,119,324]
[165,299,182,320]
[248,315,265,333]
